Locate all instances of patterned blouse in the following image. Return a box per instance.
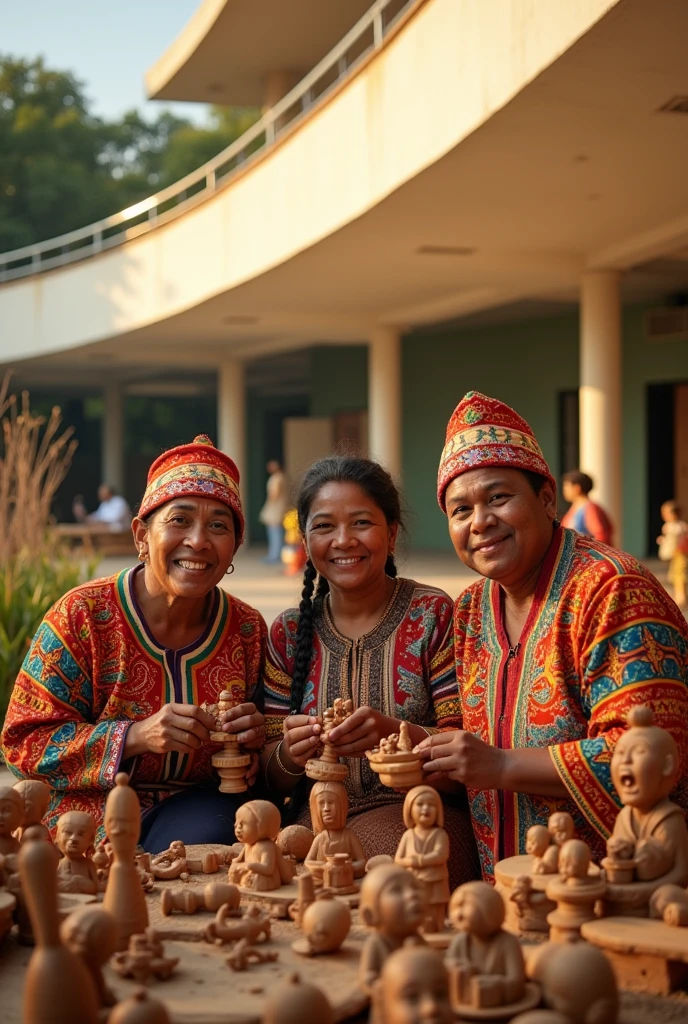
[264,578,459,815]
[2,567,266,842]
[454,527,688,880]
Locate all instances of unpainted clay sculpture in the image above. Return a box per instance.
[262,972,335,1024]
[93,839,113,882]
[202,686,251,793]
[545,839,605,943]
[322,852,357,894]
[649,883,688,926]
[229,800,295,890]
[60,904,118,1008]
[359,863,427,997]
[366,720,424,790]
[395,785,450,933]
[107,989,172,1024]
[225,936,279,970]
[18,836,100,1024]
[305,781,366,884]
[0,785,23,857]
[56,810,100,895]
[305,699,353,782]
[288,871,316,927]
[526,825,556,876]
[0,886,16,944]
[374,945,453,1024]
[446,881,529,1013]
[291,894,351,956]
[204,902,271,945]
[161,880,240,916]
[13,779,52,843]
[540,813,575,874]
[112,928,179,982]
[150,839,221,879]
[509,875,552,934]
[102,773,149,951]
[529,942,618,1024]
[604,705,688,915]
[276,824,314,862]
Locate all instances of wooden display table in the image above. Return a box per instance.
[582,917,688,996]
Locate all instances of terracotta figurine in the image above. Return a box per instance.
[374,945,453,1024]
[229,800,295,890]
[304,780,366,884]
[545,839,605,943]
[60,904,118,1009]
[277,824,315,862]
[225,937,279,971]
[13,779,52,843]
[0,785,23,857]
[527,825,556,876]
[649,883,688,926]
[55,810,100,895]
[359,863,426,997]
[305,701,352,783]
[150,840,190,880]
[366,721,424,790]
[204,902,271,946]
[161,880,240,916]
[538,813,575,874]
[509,875,551,933]
[102,773,149,951]
[291,894,352,956]
[203,686,251,793]
[263,973,335,1024]
[112,929,179,982]
[288,871,316,927]
[107,990,172,1024]
[93,839,113,883]
[529,942,618,1024]
[446,881,526,1010]
[395,785,450,933]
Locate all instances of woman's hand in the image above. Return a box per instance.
[219,702,266,750]
[281,715,321,768]
[327,706,394,758]
[124,703,216,758]
[416,730,507,790]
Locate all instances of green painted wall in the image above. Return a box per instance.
[310,346,368,416]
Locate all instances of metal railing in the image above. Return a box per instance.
[0,0,415,284]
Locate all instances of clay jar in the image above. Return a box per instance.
[292,896,352,956]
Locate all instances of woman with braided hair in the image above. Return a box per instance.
[262,455,480,886]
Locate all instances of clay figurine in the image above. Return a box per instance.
[60,904,118,1008]
[150,839,221,879]
[366,721,424,790]
[527,825,556,876]
[55,810,100,895]
[202,686,251,793]
[93,839,113,883]
[225,936,279,970]
[13,779,52,843]
[204,902,271,945]
[161,880,240,916]
[288,871,316,927]
[229,800,295,890]
[604,705,688,915]
[276,824,315,862]
[18,836,100,1024]
[0,785,23,857]
[395,785,450,933]
[539,813,575,874]
[305,700,353,783]
[0,885,17,944]
[529,942,618,1024]
[291,894,352,956]
[359,863,427,997]
[304,780,366,884]
[112,928,179,982]
[446,881,530,1013]
[263,972,335,1024]
[649,883,688,926]
[323,852,358,893]
[106,989,172,1024]
[545,839,605,943]
[509,874,552,934]
[373,945,453,1024]
[102,773,149,951]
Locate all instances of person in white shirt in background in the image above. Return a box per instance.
[73,483,132,532]
[259,460,289,564]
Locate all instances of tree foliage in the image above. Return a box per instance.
[0,55,258,251]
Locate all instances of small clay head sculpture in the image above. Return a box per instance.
[57,811,96,858]
[558,839,591,882]
[359,864,426,937]
[533,943,618,1024]
[449,881,504,939]
[611,705,680,813]
[526,824,551,857]
[60,904,118,966]
[104,774,141,855]
[107,989,172,1024]
[14,780,51,828]
[234,800,281,844]
[263,972,334,1024]
[277,825,314,862]
[402,785,444,830]
[309,781,348,833]
[377,945,453,1024]
[548,812,575,848]
[299,897,351,954]
[0,786,24,836]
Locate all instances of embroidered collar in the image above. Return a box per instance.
[315,577,415,655]
[119,565,224,657]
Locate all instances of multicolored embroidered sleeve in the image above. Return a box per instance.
[423,591,461,732]
[549,570,688,839]
[2,593,130,793]
[263,610,300,742]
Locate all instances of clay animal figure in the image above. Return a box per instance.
[359,864,427,997]
[56,810,100,895]
[304,781,366,884]
[204,902,271,945]
[112,929,179,982]
[305,702,351,783]
[446,881,526,1010]
[225,937,279,971]
[107,989,172,1024]
[529,942,618,1024]
[229,800,295,890]
[0,785,23,857]
[18,836,100,1024]
[291,895,351,956]
[161,881,240,916]
[527,825,556,876]
[545,840,605,943]
[203,686,251,793]
[373,945,453,1024]
[649,883,688,926]
[60,904,118,1008]
[13,779,52,843]
[276,824,314,862]
[263,972,335,1024]
[102,773,149,951]
[395,785,450,933]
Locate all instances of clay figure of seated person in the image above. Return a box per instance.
[229,801,294,891]
[304,781,366,882]
[526,825,554,875]
[13,780,52,843]
[446,881,526,1009]
[0,787,23,857]
[55,810,100,895]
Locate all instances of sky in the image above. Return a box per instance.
[3,0,212,125]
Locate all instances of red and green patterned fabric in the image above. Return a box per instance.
[1,567,266,842]
[455,527,688,880]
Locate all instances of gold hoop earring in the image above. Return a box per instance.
[225,564,235,576]
[138,548,147,563]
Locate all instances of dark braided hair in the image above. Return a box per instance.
[289,455,403,712]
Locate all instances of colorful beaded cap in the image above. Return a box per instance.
[138,434,245,544]
[437,391,555,511]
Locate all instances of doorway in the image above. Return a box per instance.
[646,382,688,554]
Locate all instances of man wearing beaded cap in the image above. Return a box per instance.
[416,391,688,880]
[2,436,267,849]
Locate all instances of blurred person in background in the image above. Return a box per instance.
[73,483,131,532]
[658,500,688,609]
[561,470,614,545]
[259,459,289,564]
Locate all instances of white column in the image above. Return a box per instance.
[368,326,402,480]
[580,270,622,537]
[102,381,124,492]
[218,361,247,532]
